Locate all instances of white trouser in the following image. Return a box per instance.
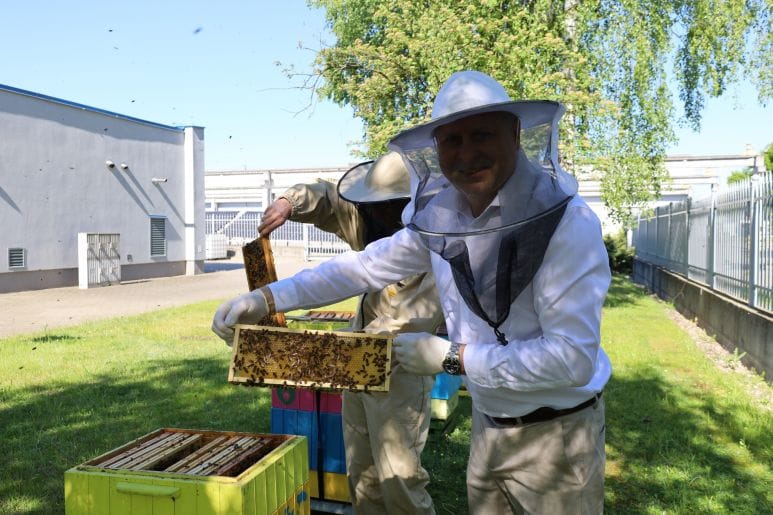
[342,367,435,514]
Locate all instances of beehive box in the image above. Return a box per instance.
[430,373,463,420]
[270,388,349,502]
[431,392,460,420]
[286,311,355,332]
[229,325,392,392]
[64,428,310,515]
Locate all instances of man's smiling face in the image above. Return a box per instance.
[434,111,520,217]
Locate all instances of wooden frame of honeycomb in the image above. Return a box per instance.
[229,324,392,392]
[242,237,286,327]
[82,428,291,477]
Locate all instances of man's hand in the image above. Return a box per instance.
[258,198,293,237]
[211,290,269,345]
[393,332,451,375]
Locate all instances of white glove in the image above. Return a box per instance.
[393,332,451,376]
[211,290,269,346]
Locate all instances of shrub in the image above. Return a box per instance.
[727,167,754,185]
[604,229,634,274]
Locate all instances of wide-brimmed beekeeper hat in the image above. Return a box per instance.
[337,151,410,204]
[389,70,564,152]
[387,70,577,237]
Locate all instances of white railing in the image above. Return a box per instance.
[633,173,773,313]
[205,211,349,260]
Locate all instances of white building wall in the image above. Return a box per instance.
[205,167,351,212]
[184,126,206,275]
[0,85,205,292]
[579,152,764,234]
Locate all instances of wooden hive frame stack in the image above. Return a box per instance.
[86,428,289,478]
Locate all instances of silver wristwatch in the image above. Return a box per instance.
[442,341,462,376]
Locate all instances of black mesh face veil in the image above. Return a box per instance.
[441,199,570,344]
[357,198,410,245]
[388,97,577,344]
[336,152,412,245]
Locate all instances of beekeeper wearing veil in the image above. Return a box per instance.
[213,70,612,514]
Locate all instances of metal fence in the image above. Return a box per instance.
[205,210,350,260]
[633,173,773,313]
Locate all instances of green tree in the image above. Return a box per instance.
[289,0,770,226]
[764,142,773,171]
[727,167,754,184]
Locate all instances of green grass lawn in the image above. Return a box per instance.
[1,275,770,514]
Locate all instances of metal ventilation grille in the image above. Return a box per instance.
[150,217,167,256]
[8,248,25,269]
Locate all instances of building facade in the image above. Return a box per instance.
[206,151,766,237]
[0,84,206,293]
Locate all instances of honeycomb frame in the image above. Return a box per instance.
[229,324,392,392]
[242,237,286,326]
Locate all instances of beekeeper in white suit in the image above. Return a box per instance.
[213,70,612,514]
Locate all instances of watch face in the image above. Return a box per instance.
[443,356,462,375]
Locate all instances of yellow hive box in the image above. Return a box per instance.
[431,391,460,421]
[309,470,350,503]
[65,428,310,515]
[230,325,392,392]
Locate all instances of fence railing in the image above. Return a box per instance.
[205,210,350,260]
[633,173,773,313]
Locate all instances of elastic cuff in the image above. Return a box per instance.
[278,195,297,215]
[259,286,276,315]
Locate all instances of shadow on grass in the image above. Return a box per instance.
[605,372,772,514]
[424,395,473,514]
[0,357,271,514]
[4,334,769,514]
[604,274,649,308]
[29,334,83,343]
[413,373,771,515]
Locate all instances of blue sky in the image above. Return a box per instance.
[2,1,770,170]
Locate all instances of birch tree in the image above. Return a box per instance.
[290,0,770,225]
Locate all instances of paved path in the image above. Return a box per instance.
[0,254,311,338]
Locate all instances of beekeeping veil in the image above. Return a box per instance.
[388,71,578,344]
[337,152,411,245]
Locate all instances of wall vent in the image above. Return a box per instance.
[150,216,167,257]
[8,248,26,269]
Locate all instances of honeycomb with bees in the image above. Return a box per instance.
[229,325,392,392]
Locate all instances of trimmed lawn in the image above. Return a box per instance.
[1,275,770,513]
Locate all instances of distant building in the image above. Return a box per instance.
[580,150,765,233]
[205,167,350,213]
[0,84,206,293]
[205,151,766,236]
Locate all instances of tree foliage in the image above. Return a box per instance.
[291,0,771,226]
[765,142,773,171]
[726,168,754,184]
